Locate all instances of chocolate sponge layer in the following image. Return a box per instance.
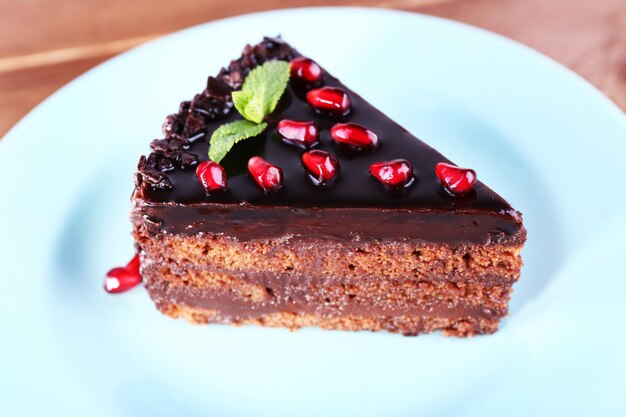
[133,219,524,336]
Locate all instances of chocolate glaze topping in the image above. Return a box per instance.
[133,37,523,243]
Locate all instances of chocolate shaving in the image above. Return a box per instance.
[178,152,199,170]
[141,168,173,190]
[136,36,298,194]
[146,152,175,172]
[182,112,206,138]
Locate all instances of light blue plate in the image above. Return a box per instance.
[1,7,625,416]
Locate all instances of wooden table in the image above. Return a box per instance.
[1,0,625,138]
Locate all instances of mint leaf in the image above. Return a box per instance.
[207,61,289,163]
[209,120,268,163]
[232,60,290,123]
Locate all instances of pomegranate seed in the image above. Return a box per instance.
[104,255,142,294]
[370,159,414,188]
[126,254,140,273]
[248,156,284,193]
[435,162,477,194]
[306,87,351,115]
[196,160,227,194]
[290,57,323,83]
[330,123,379,151]
[301,150,340,185]
[277,119,319,148]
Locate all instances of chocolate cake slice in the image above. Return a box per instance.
[131,37,526,337]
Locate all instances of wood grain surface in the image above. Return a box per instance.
[1,0,625,137]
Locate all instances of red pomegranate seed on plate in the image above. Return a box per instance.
[126,254,140,273]
[104,254,142,294]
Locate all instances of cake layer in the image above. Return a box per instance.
[146,278,507,320]
[133,222,524,284]
[139,229,515,337]
[158,304,501,337]
[142,261,512,315]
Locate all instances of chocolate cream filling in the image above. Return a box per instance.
[145,280,506,321]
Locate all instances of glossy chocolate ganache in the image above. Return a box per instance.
[133,37,524,244]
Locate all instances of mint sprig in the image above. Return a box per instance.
[208,60,290,163]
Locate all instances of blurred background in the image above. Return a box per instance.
[1,0,625,138]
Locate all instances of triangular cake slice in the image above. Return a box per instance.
[132,37,526,337]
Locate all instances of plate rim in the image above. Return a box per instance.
[2,6,625,147]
